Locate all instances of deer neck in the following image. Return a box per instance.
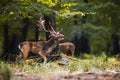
[47,37,58,45]
[45,37,58,54]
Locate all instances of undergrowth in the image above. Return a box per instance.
[0,61,11,80]
[1,53,120,78]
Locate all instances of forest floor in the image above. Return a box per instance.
[1,54,120,80]
[11,70,120,80]
[10,54,120,80]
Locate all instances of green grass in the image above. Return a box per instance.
[10,54,120,73]
[0,61,11,80]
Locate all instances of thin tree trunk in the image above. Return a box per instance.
[83,0,88,3]
[106,42,111,56]
[112,34,119,55]
[111,12,120,55]
[71,31,81,56]
[80,32,90,53]
[34,27,39,41]
[44,15,56,40]
[9,34,20,54]
[44,15,51,40]
[74,15,78,25]
[20,18,29,42]
[3,23,9,55]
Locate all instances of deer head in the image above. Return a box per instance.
[37,18,64,41]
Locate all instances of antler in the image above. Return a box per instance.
[48,21,57,34]
[37,18,58,34]
[37,18,48,32]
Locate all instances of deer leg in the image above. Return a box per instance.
[57,48,62,57]
[72,50,74,57]
[38,52,47,64]
[15,52,23,63]
[23,52,29,60]
[43,56,47,64]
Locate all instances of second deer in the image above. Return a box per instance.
[59,42,75,57]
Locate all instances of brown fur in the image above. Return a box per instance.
[19,35,64,64]
[59,42,75,57]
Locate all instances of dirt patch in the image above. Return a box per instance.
[11,70,120,80]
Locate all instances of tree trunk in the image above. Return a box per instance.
[80,32,90,53]
[83,0,88,3]
[44,15,56,40]
[9,34,20,54]
[20,18,29,42]
[3,23,9,59]
[34,26,39,41]
[74,15,78,25]
[112,34,119,55]
[81,0,90,54]
[106,42,111,56]
[71,31,81,56]
[111,11,119,55]
[44,15,51,40]
[73,4,90,56]
[8,34,21,61]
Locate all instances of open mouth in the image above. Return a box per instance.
[58,36,64,40]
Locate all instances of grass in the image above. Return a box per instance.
[11,54,120,72]
[0,53,120,79]
[0,62,11,80]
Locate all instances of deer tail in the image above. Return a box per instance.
[18,44,21,50]
[18,42,22,50]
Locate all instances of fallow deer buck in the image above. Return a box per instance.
[59,42,75,57]
[18,18,64,64]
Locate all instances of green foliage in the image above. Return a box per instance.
[89,1,120,31]
[0,0,53,27]
[0,0,120,55]
[82,53,95,59]
[0,62,11,80]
